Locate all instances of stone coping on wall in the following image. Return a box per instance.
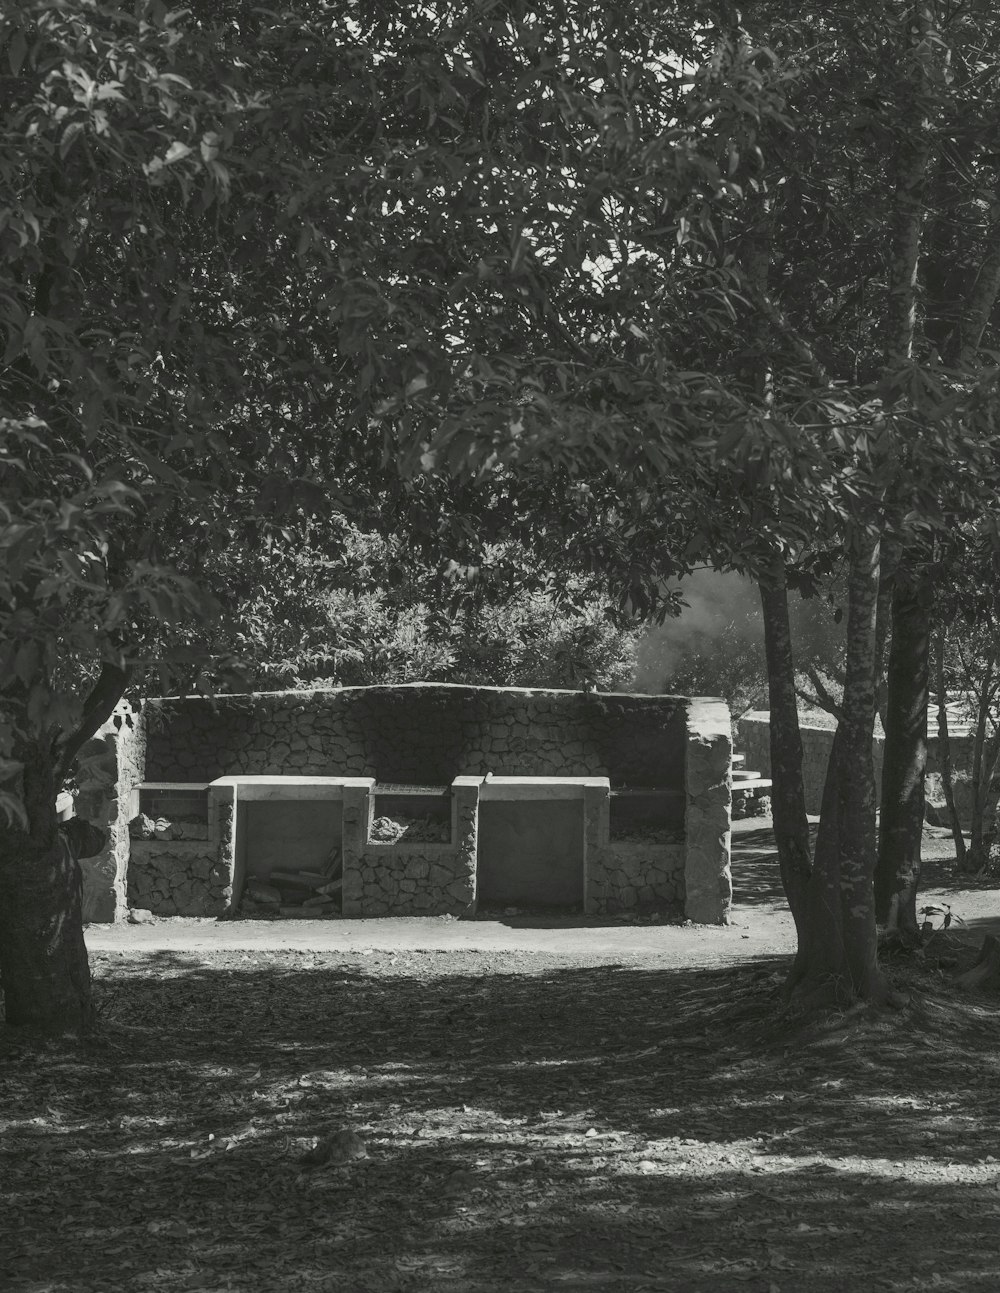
[479,775,611,800]
[152,683,687,701]
[207,775,375,800]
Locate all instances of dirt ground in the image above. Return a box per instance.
[4,819,1000,1292]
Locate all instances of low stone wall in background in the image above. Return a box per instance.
[738,710,985,822]
[125,789,238,918]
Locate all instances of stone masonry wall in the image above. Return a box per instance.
[353,845,475,916]
[127,839,230,917]
[740,711,990,824]
[583,782,685,917]
[738,713,858,815]
[684,700,732,924]
[77,701,144,923]
[341,776,478,916]
[143,685,688,788]
[128,785,239,919]
[587,843,685,916]
[97,686,731,925]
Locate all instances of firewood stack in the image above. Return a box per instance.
[242,844,343,918]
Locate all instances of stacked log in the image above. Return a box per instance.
[241,845,343,918]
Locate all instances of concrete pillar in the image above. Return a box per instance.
[684,698,732,924]
[341,780,374,916]
[582,781,610,915]
[451,776,483,915]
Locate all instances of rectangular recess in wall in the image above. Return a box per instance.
[371,784,452,844]
[240,799,343,881]
[609,788,685,844]
[209,776,373,905]
[139,784,209,824]
[474,778,606,912]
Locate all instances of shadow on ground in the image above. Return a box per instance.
[3,948,1000,1291]
[728,819,817,911]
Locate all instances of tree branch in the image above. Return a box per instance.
[751,289,832,389]
[884,4,937,369]
[55,663,131,786]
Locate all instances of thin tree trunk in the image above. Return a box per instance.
[874,576,929,938]
[968,654,998,871]
[0,740,93,1032]
[793,532,890,1005]
[874,545,898,730]
[973,728,1000,872]
[745,193,816,966]
[55,662,130,784]
[884,2,935,370]
[934,627,967,869]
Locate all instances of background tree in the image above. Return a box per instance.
[211,522,640,691]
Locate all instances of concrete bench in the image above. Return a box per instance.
[732,776,772,793]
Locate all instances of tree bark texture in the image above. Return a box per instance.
[874,576,930,936]
[884,3,936,370]
[934,628,967,869]
[792,533,890,1005]
[0,741,93,1032]
[967,655,1000,872]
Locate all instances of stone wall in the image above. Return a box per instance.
[99,685,732,925]
[738,711,982,819]
[738,713,845,815]
[127,840,229,916]
[583,782,685,917]
[684,700,732,924]
[586,843,685,916]
[143,685,688,787]
[341,776,478,917]
[126,784,239,918]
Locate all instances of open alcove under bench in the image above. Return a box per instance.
[90,686,733,924]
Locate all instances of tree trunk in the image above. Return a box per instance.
[0,741,92,1032]
[874,574,930,938]
[934,627,967,869]
[874,545,898,730]
[790,532,891,1005]
[972,731,1000,872]
[966,652,997,871]
[757,561,811,962]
